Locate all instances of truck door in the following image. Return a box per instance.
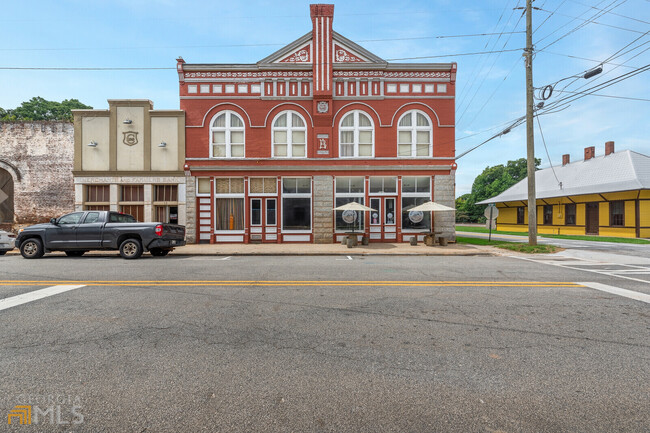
[76,211,104,249]
[47,212,84,249]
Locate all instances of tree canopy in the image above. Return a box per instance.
[456,157,541,223]
[0,97,92,122]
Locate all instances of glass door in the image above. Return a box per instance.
[383,197,397,241]
[369,197,382,241]
[250,198,278,242]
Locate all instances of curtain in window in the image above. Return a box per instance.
[215,198,244,230]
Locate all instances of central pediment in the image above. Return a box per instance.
[258,32,386,66]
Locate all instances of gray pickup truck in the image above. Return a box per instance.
[15,210,185,259]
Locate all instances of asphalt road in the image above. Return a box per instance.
[1,253,648,432]
[457,229,650,258]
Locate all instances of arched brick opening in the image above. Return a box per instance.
[0,167,14,224]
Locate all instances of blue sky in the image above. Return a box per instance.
[2,0,648,196]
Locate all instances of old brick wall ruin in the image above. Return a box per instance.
[0,122,74,227]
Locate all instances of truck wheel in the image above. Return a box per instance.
[119,238,142,259]
[65,251,86,257]
[0,251,7,256]
[20,238,44,259]
[150,248,170,257]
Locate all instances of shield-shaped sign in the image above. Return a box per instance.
[123,131,139,146]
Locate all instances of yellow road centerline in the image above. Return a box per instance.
[0,281,583,287]
[0,280,583,285]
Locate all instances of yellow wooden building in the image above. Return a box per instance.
[478,142,650,238]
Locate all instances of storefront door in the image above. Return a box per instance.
[368,197,397,242]
[250,198,278,242]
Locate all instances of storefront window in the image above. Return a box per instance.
[215,198,244,230]
[401,197,430,230]
[282,178,311,231]
[215,178,245,231]
[402,176,431,231]
[369,176,397,194]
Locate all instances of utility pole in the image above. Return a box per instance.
[525,0,537,245]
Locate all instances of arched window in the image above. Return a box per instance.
[272,111,307,158]
[210,111,245,158]
[339,110,374,158]
[397,110,432,157]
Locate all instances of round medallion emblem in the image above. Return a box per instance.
[317,101,329,113]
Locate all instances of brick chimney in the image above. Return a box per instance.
[584,146,595,161]
[562,154,570,166]
[605,141,615,156]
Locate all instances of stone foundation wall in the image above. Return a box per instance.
[433,172,456,241]
[185,176,196,243]
[313,175,334,243]
[0,122,74,226]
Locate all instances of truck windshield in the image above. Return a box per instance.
[109,213,138,223]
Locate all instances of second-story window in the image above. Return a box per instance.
[210,111,245,158]
[398,110,432,157]
[273,111,307,158]
[339,110,374,158]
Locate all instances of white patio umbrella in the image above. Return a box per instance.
[333,202,377,212]
[333,202,377,233]
[405,201,455,233]
[408,201,455,212]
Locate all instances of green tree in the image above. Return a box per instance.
[0,97,92,122]
[457,157,541,223]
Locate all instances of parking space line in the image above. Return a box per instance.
[0,285,86,312]
[579,282,650,304]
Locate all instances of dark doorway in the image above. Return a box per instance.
[586,202,599,235]
[0,168,14,224]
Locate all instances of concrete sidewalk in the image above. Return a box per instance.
[4,242,493,256]
[166,242,491,256]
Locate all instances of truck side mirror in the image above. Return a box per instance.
[50,218,58,225]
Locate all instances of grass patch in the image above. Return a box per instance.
[456,226,650,244]
[456,236,559,254]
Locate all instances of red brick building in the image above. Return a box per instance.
[178,4,457,244]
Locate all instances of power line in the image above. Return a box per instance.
[385,48,523,61]
[564,0,650,25]
[458,7,526,128]
[552,88,650,102]
[538,50,639,68]
[539,63,650,113]
[536,114,561,187]
[456,0,523,123]
[538,0,631,51]
[0,67,175,70]
[456,0,516,114]
[0,32,527,52]
[0,47,527,70]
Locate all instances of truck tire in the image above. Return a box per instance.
[20,238,44,259]
[0,251,7,256]
[65,251,86,257]
[150,248,171,257]
[119,238,142,260]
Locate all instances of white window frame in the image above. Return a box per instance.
[248,177,278,197]
[209,110,245,159]
[338,110,375,158]
[214,177,245,234]
[334,177,365,233]
[401,176,432,233]
[196,178,211,196]
[397,110,433,158]
[368,176,398,195]
[281,177,312,233]
[272,111,308,158]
